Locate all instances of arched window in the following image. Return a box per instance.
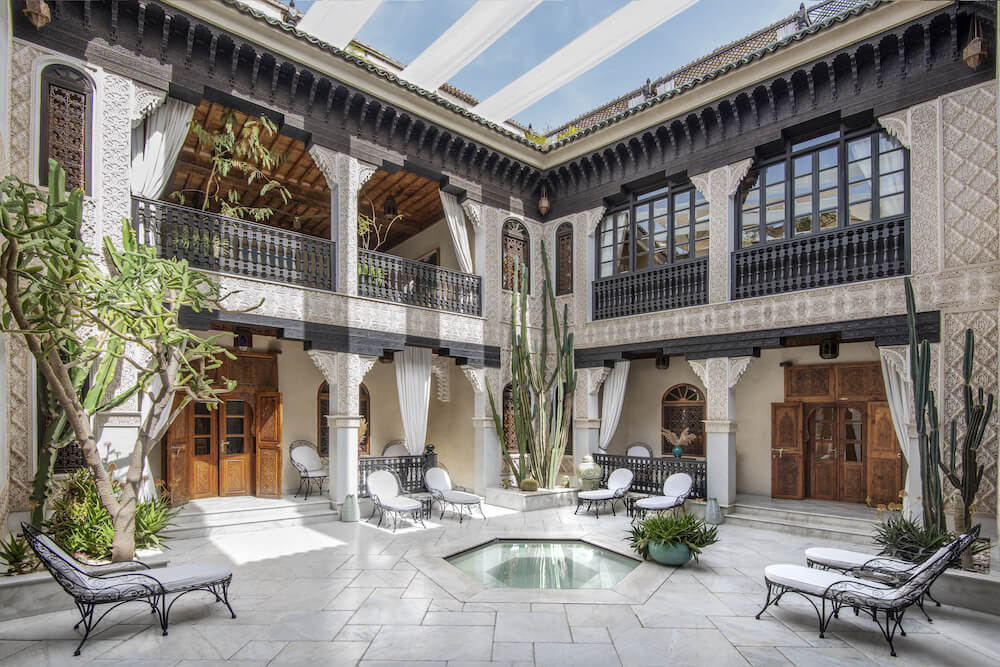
[555,222,573,295]
[502,382,517,451]
[661,384,706,458]
[317,382,370,456]
[39,64,93,194]
[502,219,530,292]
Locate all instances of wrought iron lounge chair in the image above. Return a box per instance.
[632,472,693,522]
[21,523,236,657]
[756,527,980,656]
[575,468,633,518]
[626,442,653,458]
[366,467,425,532]
[424,466,485,523]
[290,440,328,500]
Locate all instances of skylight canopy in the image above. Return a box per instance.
[472,0,701,124]
[401,0,543,93]
[297,0,386,49]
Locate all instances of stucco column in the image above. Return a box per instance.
[690,158,753,304]
[308,350,376,507]
[573,366,610,473]
[308,146,377,295]
[688,357,753,507]
[463,366,501,494]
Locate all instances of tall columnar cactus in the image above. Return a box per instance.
[941,328,994,533]
[487,242,577,489]
[904,277,945,532]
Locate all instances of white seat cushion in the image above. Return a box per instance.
[148,564,233,592]
[805,548,911,572]
[377,495,422,512]
[635,495,685,510]
[765,564,891,597]
[300,469,328,478]
[442,490,480,504]
[579,489,616,501]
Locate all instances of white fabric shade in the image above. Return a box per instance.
[395,346,433,455]
[297,0,385,49]
[130,98,195,199]
[598,361,630,451]
[439,191,474,274]
[879,349,922,523]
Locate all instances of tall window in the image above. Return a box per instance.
[738,126,907,247]
[555,222,573,295]
[661,384,705,458]
[502,219,530,292]
[597,184,708,278]
[318,382,370,456]
[502,383,517,451]
[39,64,92,194]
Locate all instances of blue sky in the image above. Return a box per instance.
[295,0,806,130]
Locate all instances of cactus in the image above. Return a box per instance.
[487,242,577,490]
[941,328,994,533]
[904,277,945,532]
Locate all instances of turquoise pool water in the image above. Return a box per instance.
[447,539,639,589]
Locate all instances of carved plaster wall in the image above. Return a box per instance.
[6,336,32,513]
[690,158,752,304]
[307,350,376,416]
[687,356,752,421]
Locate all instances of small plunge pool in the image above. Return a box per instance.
[447,539,639,589]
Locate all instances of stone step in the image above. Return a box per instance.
[162,498,339,539]
[724,503,879,545]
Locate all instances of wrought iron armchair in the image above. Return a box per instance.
[632,472,693,522]
[290,440,327,500]
[22,523,236,656]
[575,468,634,518]
[365,467,426,532]
[756,526,980,656]
[424,466,485,523]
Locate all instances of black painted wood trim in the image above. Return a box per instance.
[574,311,940,367]
[179,307,501,368]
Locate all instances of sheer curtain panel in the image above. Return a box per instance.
[598,361,630,451]
[439,191,474,274]
[395,346,433,455]
[130,97,195,199]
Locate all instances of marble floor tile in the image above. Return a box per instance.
[494,612,572,644]
[365,626,493,662]
[268,640,369,666]
[534,642,622,667]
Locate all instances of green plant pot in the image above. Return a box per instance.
[648,541,691,566]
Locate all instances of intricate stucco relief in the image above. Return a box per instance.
[460,366,485,395]
[131,82,166,125]
[877,110,912,150]
[432,356,450,402]
[687,359,708,387]
[307,350,376,415]
[461,199,481,230]
[941,82,998,269]
[691,159,751,305]
[906,101,941,277]
[7,336,32,512]
[687,357,751,421]
[728,356,753,388]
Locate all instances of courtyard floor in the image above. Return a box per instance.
[1,503,998,666]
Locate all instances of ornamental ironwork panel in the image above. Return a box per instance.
[731,218,908,300]
[502,383,517,451]
[52,442,86,474]
[502,220,529,292]
[131,197,336,291]
[592,257,708,320]
[47,83,87,190]
[358,248,482,316]
[593,453,706,499]
[358,454,430,497]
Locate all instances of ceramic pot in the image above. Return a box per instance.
[704,498,723,525]
[578,455,602,491]
[672,445,684,459]
[341,494,359,522]
[648,542,691,566]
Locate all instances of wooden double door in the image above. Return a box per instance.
[771,362,903,505]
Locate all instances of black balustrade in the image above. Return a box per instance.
[593,453,706,499]
[131,197,336,291]
[592,258,708,321]
[358,248,482,316]
[731,218,908,300]
[358,454,432,497]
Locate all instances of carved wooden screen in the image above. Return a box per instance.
[555,222,573,295]
[317,382,330,456]
[502,220,530,292]
[39,65,92,194]
[661,384,706,457]
[502,383,517,451]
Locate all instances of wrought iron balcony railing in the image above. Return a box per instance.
[592,258,708,321]
[731,218,908,300]
[592,453,707,499]
[132,197,336,291]
[358,248,482,316]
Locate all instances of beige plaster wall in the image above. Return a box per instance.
[732,342,880,497]
[385,217,474,273]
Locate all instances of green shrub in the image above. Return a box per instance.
[0,533,39,576]
[628,513,718,562]
[46,468,177,561]
[874,515,952,562]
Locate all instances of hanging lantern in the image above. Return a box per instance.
[537,183,550,217]
[963,18,988,70]
[23,0,51,29]
[383,193,398,217]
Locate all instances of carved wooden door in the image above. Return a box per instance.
[867,401,903,506]
[806,405,839,500]
[189,401,219,499]
[839,404,866,503]
[771,402,804,499]
[255,392,283,499]
[219,398,252,496]
[165,396,191,505]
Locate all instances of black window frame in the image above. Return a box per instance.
[38,63,93,195]
[737,123,910,249]
[596,182,708,280]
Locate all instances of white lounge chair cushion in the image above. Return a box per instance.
[441,490,480,504]
[299,469,328,478]
[765,564,891,597]
[805,548,912,572]
[635,495,685,510]
[146,564,232,592]
[579,489,617,501]
[377,495,422,512]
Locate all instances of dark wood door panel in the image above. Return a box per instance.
[771,402,804,499]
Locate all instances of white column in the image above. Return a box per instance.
[690,158,753,304]
[688,357,753,507]
[573,366,610,471]
[463,366,501,494]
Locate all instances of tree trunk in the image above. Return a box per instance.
[111,486,137,562]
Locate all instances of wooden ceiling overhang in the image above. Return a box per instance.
[358,169,444,250]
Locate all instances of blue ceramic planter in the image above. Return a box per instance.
[648,541,691,566]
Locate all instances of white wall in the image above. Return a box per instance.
[385,216,475,273]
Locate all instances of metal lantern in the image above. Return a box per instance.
[23,0,51,29]
[537,183,550,217]
[963,19,987,70]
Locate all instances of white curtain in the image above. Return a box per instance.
[598,361,630,451]
[439,191,474,274]
[395,346,433,455]
[130,98,195,199]
[880,348,922,523]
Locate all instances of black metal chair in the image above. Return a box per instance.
[290,440,328,500]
